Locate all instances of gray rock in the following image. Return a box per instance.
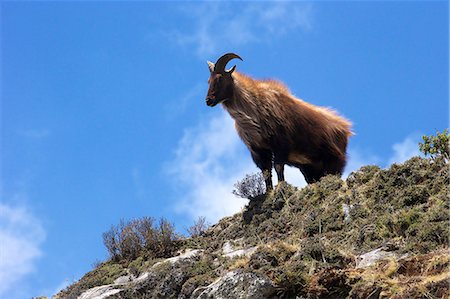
[356,248,398,268]
[113,275,134,285]
[342,203,353,222]
[152,249,202,268]
[222,241,258,259]
[79,249,202,299]
[78,285,122,299]
[113,250,203,299]
[193,270,276,299]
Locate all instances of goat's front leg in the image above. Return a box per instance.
[250,148,273,191]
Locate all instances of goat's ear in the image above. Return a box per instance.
[227,65,236,75]
[207,61,215,73]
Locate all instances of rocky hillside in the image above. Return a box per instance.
[56,156,449,299]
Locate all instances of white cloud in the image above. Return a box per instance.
[388,134,422,165]
[284,166,307,188]
[171,2,313,56]
[168,111,254,223]
[0,202,46,296]
[344,133,423,178]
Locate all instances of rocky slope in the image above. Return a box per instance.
[56,157,449,299]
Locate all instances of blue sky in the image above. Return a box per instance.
[1,1,448,298]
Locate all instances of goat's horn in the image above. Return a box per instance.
[214,53,242,73]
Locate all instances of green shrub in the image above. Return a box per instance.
[419,129,449,161]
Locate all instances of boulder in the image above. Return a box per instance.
[193,270,276,299]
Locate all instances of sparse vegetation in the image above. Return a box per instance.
[103,217,180,262]
[187,216,210,237]
[232,172,266,199]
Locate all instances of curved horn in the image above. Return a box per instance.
[214,53,243,73]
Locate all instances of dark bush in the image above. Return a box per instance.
[103,225,120,261]
[103,217,179,262]
[187,216,210,237]
[233,172,266,199]
[154,218,179,258]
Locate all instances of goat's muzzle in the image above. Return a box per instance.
[206,97,218,107]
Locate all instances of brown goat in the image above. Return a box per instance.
[205,53,352,190]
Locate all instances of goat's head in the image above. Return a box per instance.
[206,53,242,107]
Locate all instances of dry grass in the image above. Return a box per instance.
[228,256,251,270]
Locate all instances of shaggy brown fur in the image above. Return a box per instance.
[206,53,352,189]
